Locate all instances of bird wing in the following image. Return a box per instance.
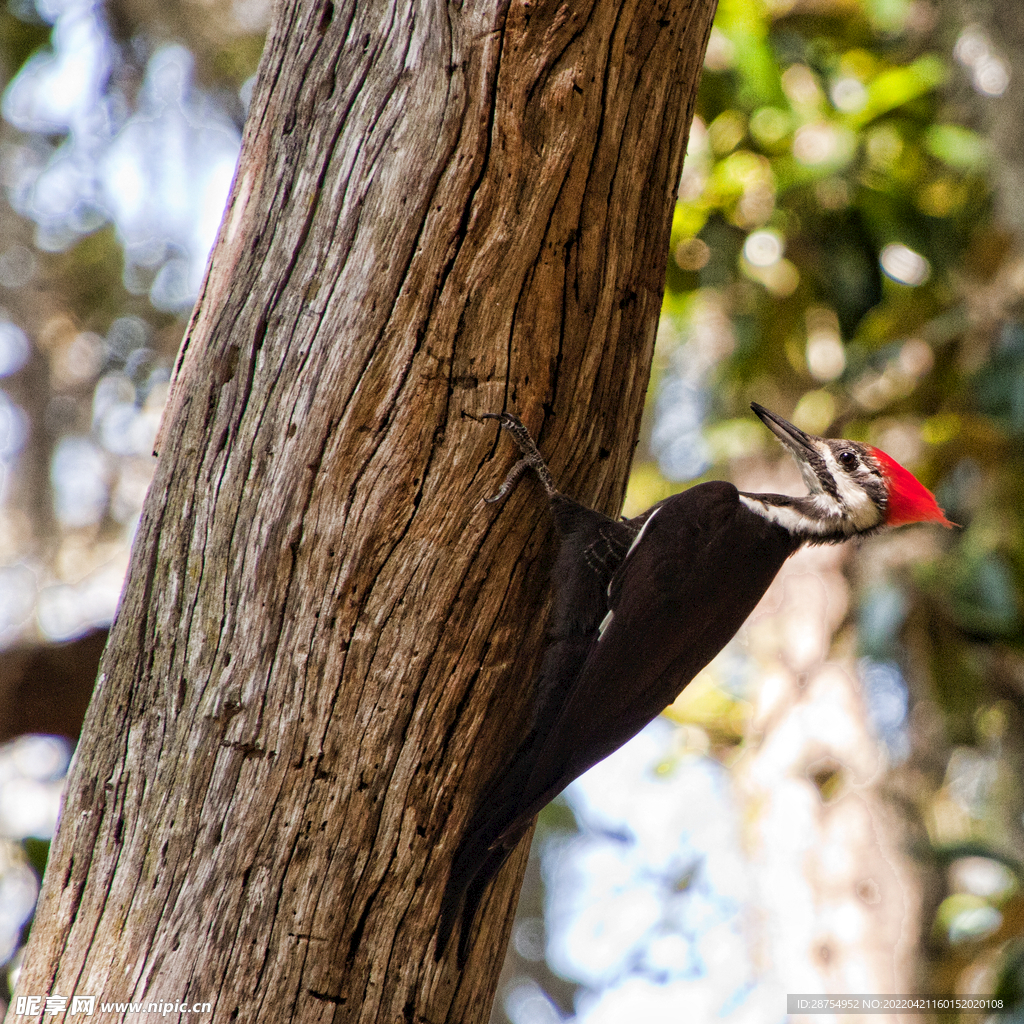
[532,495,645,713]
[504,481,798,839]
[436,495,639,959]
[449,498,640,851]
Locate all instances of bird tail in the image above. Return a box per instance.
[436,839,510,966]
[435,747,546,965]
[434,619,596,964]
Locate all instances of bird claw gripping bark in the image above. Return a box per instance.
[482,412,558,501]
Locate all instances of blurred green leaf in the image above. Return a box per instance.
[851,55,947,126]
[925,124,990,173]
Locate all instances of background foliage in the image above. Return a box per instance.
[0,0,1021,1020]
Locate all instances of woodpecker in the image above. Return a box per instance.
[437,403,951,963]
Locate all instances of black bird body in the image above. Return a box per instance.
[438,406,951,963]
[505,484,799,835]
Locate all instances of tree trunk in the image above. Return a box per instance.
[11,0,715,1021]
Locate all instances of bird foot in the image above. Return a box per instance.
[483,413,558,501]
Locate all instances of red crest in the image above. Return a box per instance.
[868,447,954,528]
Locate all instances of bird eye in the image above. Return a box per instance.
[839,451,858,470]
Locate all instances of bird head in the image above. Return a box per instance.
[744,403,953,541]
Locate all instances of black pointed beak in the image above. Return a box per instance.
[750,403,818,459]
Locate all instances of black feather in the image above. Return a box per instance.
[436,492,636,962]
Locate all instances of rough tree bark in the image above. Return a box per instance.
[12,0,716,1021]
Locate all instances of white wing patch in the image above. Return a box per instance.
[597,507,662,642]
[624,506,661,560]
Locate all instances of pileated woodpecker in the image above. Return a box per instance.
[438,403,950,963]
